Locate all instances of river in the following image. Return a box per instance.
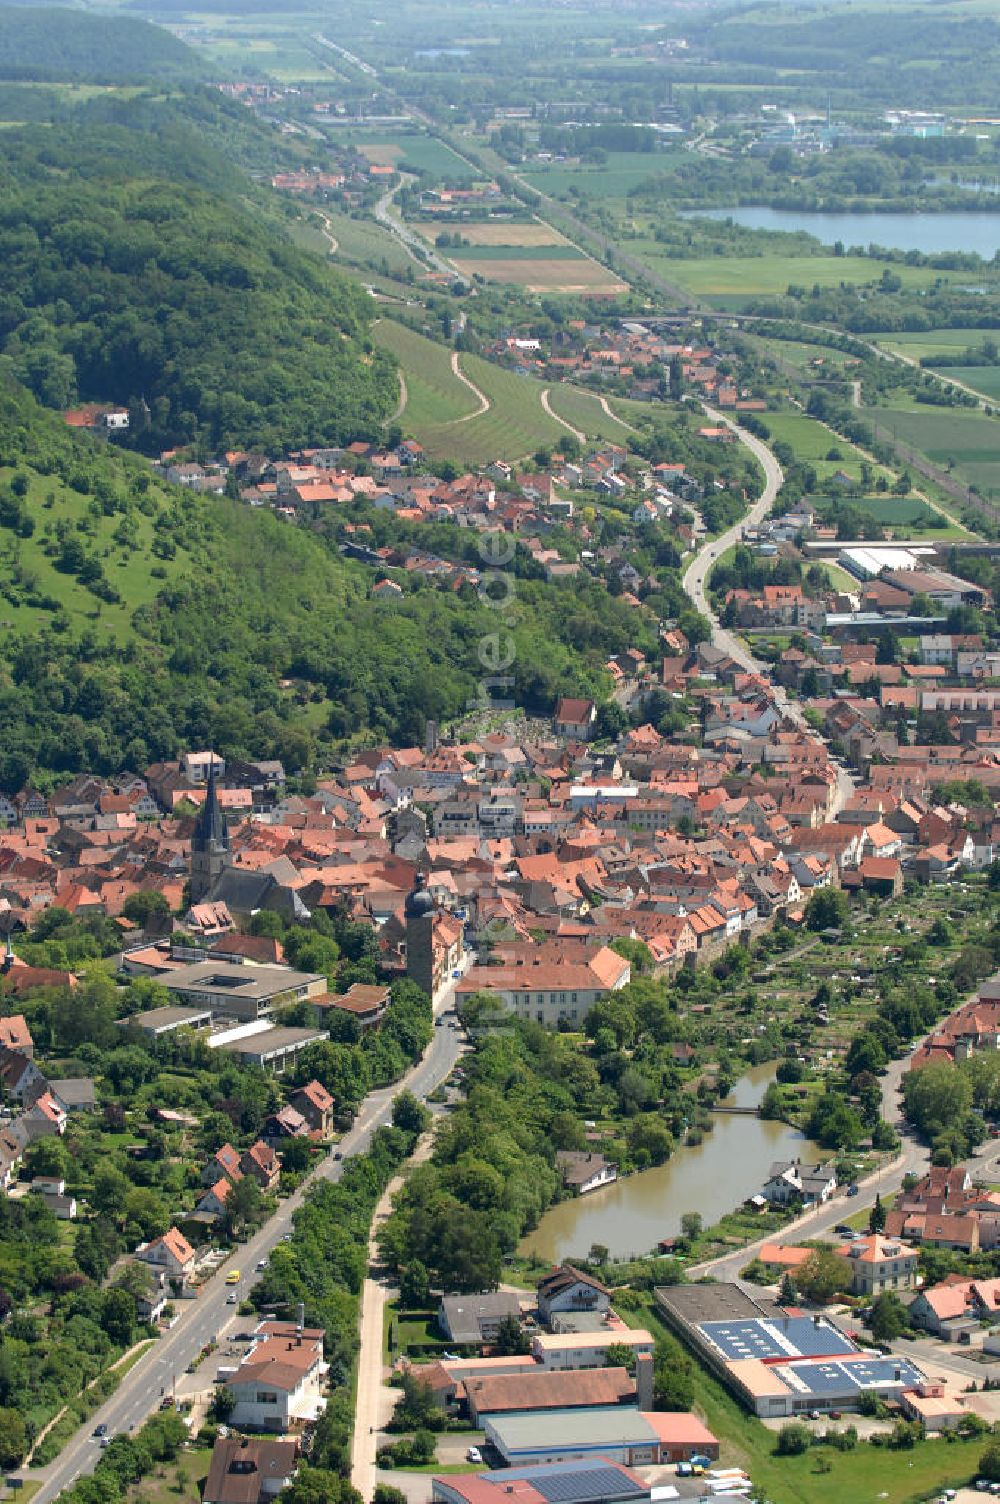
[519,1062,823,1263]
[681,206,1000,259]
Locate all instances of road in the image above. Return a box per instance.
[373,179,467,284]
[25,1013,466,1504]
[679,404,855,817]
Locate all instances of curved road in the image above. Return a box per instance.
[680,405,853,813]
[24,1020,465,1504]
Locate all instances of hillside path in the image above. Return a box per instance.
[451,351,490,421]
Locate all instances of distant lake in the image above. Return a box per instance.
[682,206,1000,259]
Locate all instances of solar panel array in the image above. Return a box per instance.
[700,1317,854,1363]
[780,1356,924,1398]
[503,1465,646,1504]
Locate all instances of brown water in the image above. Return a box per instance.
[519,1062,823,1263]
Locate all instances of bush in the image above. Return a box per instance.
[775,1422,812,1456]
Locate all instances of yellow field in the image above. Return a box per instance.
[356,143,402,165]
[450,257,627,292]
[452,220,569,247]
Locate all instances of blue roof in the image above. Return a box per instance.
[700,1316,854,1363]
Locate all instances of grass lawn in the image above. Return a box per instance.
[121,1445,212,1504]
[764,411,894,485]
[625,1300,984,1504]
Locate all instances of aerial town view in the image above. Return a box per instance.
[0,0,1000,1502]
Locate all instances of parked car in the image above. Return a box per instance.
[93,1424,108,1439]
[834,1224,853,1235]
[466,1447,482,1464]
[846,1184,860,1197]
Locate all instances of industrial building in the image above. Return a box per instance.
[655,1283,927,1419]
[483,1407,719,1468]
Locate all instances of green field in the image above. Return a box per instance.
[764,410,895,486]
[521,150,669,201]
[340,129,477,180]
[940,365,1000,400]
[544,384,644,443]
[372,319,566,462]
[864,403,1000,497]
[635,246,959,304]
[874,327,998,362]
[290,210,415,277]
[372,320,480,427]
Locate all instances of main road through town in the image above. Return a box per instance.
[681,405,854,817]
[22,994,467,1504]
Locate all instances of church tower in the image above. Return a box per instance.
[189,760,231,903]
[405,872,436,1001]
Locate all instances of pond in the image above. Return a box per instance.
[681,206,1000,259]
[519,1062,823,1263]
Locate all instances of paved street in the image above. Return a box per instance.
[23,1008,465,1504]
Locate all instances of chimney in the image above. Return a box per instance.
[635,1351,654,1410]
[297,1301,305,1334]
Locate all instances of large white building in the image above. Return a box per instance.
[226,1321,328,1431]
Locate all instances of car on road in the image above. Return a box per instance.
[846,1183,860,1197]
[256,1259,268,1271]
[100,1437,113,1449]
[227,1292,239,1304]
[93,1424,108,1438]
[466,1447,482,1464]
[225,1270,241,1284]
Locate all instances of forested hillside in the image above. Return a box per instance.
[0,101,398,452]
[0,6,196,82]
[0,381,629,790]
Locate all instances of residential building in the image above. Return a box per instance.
[203,1437,298,1504]
[438,1292,522,1346]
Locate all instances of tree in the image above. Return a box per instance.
[605,1342,637,1373]
[981,1442,1000,1483]
[399,1259,431,1309]
[775,1422,811,1456]
[122,890,170,924]
[680,1212,703,1244]
[796,1246,848,1303]
[0,1408,26,1469]
[493,1314,530,1356]
[805,888,849,932]
[224,1174,265,1237]
[101,1287,137,1347]
[869,1193,887,1234]
[392,1091,430,1136]
[281,1466,364,1504]
[870,1292,908,1345]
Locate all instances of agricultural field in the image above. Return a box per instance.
[863,403,1000,499]
[544,384,644,443]
[873,327,999,362]
[813,492,962,538]
[372,320,480,427]
[519,150,671,202]
[372,319,568,463]
[292,209,414,277]
[632,245,959,305]
[448,248,627,293]
[344,131,477,180]
[763,411,894,486]
[441,220,569,246]
[942,365,1000,400]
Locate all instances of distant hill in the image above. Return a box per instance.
[0,5,197,82]
[0,98,399,452]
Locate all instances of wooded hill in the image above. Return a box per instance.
[0,96,398,453]
[0,380,634,789]
[0,6,197,82]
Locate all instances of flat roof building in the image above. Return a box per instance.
[162,961,327,1022]
[214,1025,327,1074]
[432,1459,653,1504]
[120,1005,214,1037]
[484,1408,718,1468]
